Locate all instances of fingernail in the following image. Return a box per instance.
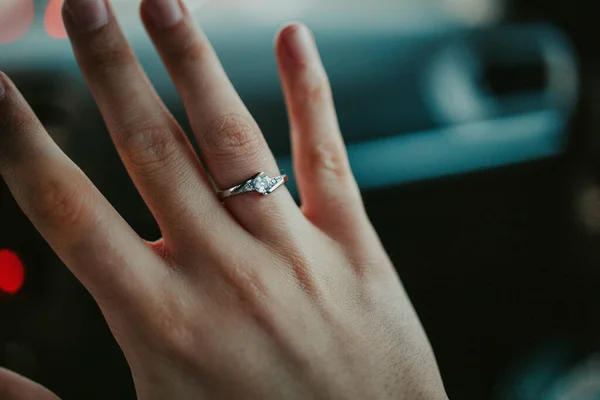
[281,24,318,64]
[143,0,183,28]
[64,0,109,32]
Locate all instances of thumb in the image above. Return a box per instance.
[0,368,60,400]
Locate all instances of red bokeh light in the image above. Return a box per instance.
[45,0,67,39]
[0,0,35,44]
[0,249,25,295]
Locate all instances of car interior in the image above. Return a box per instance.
[2,0,600,398]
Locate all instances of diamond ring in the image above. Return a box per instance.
[217,172,288,201]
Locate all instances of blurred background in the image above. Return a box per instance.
[1,0,600,398]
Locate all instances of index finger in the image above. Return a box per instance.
[0,73,164,308]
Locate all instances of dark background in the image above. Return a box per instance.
[3,0,600,399]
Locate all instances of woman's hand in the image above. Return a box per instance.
[0,0,448,398]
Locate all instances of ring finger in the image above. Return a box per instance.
[140,0,305,239]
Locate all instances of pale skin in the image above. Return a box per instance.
[0,0,449,399]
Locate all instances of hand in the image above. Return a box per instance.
[0,0,448,398]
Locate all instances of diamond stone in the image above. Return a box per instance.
[253,176,270,194]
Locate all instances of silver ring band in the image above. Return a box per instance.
[217,172,288,201]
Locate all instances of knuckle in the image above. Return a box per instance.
[144,309,195,358]
[298,74,331,103]
[172,36,210,65]
[307,141,349,178]
[84,33,136,73]
[156,317,196,357]
[159,23,211,65]
[122,126,182,176]
[202,114,263,161]
[0,109,29,169]
[32,175,90,228]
